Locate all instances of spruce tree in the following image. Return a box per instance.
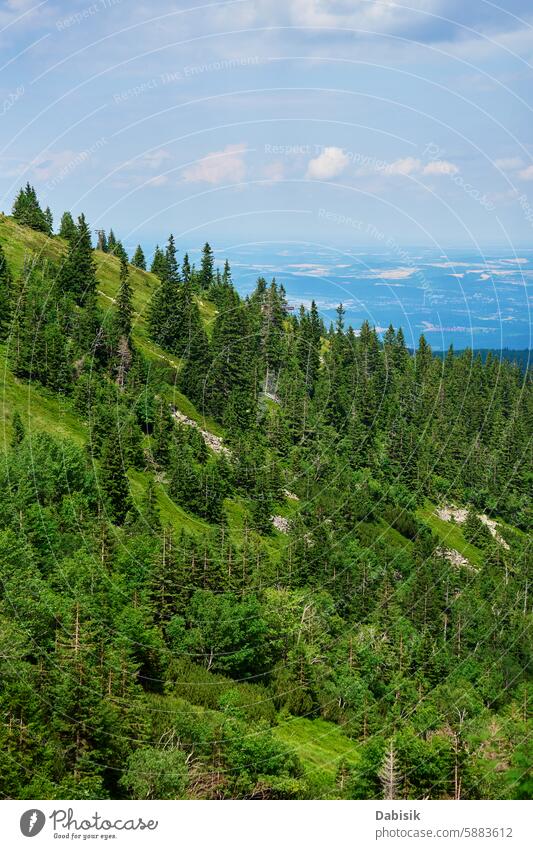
[150,245,168,280]
[100,428,131,524]
[165,234,179,284]
[12,183,48,232]
[113,241,128,264]
[178,284,211,408]
[10,411,25,447]
[59,213,97,305]
[59,211,77,243]
[132,245,146,270]
[115,255,133,338]
[107,229,117,252]
[181,252,191,284]
[199,242,214,291]
[0,242,13,340]
[44,206,53,235]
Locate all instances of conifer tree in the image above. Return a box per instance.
[132,245,146,270]
[181,252,191,284]
[199,242,214,291]
[150,245,168,280]
[107,229,117,252]
[164,234,179,284]
[44,206,53,235]
[0,242,13,340]
[12,183,48,232]
[178,284,211,408]
[113,240,128,264]
[115,255,133,338]
[10,411,25,447]
[100,428,131,524]
[59,214,97,305]
[59,211,77,243]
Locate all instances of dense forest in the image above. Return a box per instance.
[0,184,531,801]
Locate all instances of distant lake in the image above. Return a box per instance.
[193,244,533,351]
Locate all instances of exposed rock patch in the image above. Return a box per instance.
[271,515,290,533]
[436,504,509,550]
[171,408,231,457]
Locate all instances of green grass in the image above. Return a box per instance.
[273,716,359,780]
[417,502,484,566]
[0,347,87,450]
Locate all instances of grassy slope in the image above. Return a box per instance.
[273,717,359,781]
[0,215,225,534]
[417,502,484,566]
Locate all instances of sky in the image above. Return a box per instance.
[0,0,533,256]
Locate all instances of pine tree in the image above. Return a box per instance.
[181,252,191,284]
[178,284,211,408]
[113,241,128,264]
[147,249,183,352]
[59,211,77,243]
[44,206,53,235]
[12,184,48,232]
[132,245,146,270]
[150,245,168,280]
[59,214,97,305]
[100,428,131,524]
[10,411,25,447]
[115,255,133,338]
[165,234,179,284]
[199,242,214,291]
[207,287,256,424]
[107,229,117,252]
[0,242,13,340]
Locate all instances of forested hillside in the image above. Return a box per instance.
[0,186,531,801]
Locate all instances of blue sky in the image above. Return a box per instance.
[1,0,533,254]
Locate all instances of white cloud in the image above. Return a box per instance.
[518,164,533,181]
[422,159,459,176]
[306,146,349,179]
[494,157,523,171]
[183,143,247,184]
[384,157,422,176]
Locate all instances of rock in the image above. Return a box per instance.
[171,408,231,457]
[283,489,299,501]
[271,515,290,533]
[437,546,476,571]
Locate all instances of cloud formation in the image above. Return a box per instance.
[306,146,349,179]
[182,143,247,185]
[518,164,533,181]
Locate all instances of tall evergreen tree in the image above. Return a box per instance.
[165,234,179,284]
[0,242,13,340]
[59,213,97,305]
[44,206,53,235]
[132,245,146,270]
[181,253,191,284]
[100,428,131,524]
[59,211,77,243]
[199,242,214,291]
[150,245,167,280]
[12,183,48,232]
[115,255,133,339]
[107,229,117,252]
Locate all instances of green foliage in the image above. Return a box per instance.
[0,196,530,801]
[12,183,49,233]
